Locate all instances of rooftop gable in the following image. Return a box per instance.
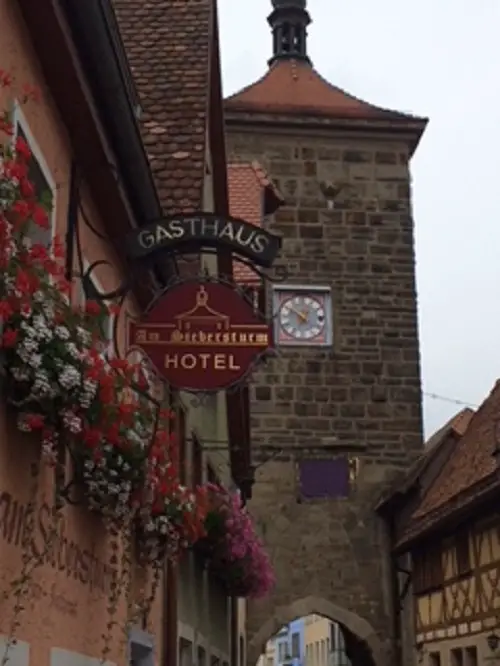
[396,384,500,548]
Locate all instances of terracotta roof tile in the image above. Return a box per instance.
[113,0,213,214]
[424,407,474,453]
[228,162,283,285]
[376,408,474,510]
[397,383,500,545]
[225,59,426,125]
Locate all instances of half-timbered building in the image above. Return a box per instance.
[381,382,500,666]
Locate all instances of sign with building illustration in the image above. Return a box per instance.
[125,213,282,268]
[128,280,272,392]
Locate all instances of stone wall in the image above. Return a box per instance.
[225,123,424,666]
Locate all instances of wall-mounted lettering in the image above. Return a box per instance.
[0,490,116,594]
[125,213,281,268]
[128,281,272,393]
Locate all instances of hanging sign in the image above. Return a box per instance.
[128,281,272,392]
[125,213,282,268]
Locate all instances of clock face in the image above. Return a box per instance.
[274,289,332,346]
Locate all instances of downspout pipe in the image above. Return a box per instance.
[231,596,239,666]
[388,515,403,666]
[64,160,79,282]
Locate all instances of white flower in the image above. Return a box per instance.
[76,327,92,347]
[28,353,43,369]
[58,364,81,390]
[65,342,80,359]
[11,366,30,382]
[62,410,82,434]
[17,339,40,363]
[55,325,70,340]
[32,371,52,397]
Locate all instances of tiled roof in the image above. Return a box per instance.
[225,59,426,126]
[113,0,213,213]
[228,162,284,285]
[397,383,500,546]
[376,408,474,511]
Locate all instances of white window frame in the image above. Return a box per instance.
[11,101,57,244]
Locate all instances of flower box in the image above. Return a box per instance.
[198,484,275,599]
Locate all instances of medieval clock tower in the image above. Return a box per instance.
[224,2,427,666]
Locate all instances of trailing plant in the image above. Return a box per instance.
[0,70,210,659]
[0,92,158,526]
[136,429,208,564]
[1,455,66,666]
[197,484,275,599]
[0,72,68,665]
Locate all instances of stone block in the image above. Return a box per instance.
[226,126,422,665]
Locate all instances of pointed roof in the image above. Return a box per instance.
[395,381,500,549]
[228,162,284,285]
[226,59,424,124]
[376,408,474,513]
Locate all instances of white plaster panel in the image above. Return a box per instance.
[0,636,30,666]
[50,648,115,666]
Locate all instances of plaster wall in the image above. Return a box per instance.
[0,4,165,666]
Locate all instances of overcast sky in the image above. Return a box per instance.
[218,0,500,437]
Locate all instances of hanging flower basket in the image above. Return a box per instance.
[196,484,275,599]
[0,101,205,534]
[67,357,162,523]
[136,443,209,564]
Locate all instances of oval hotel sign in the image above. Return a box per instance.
[128,281,272,392]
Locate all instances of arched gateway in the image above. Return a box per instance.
[224,3,427,666]
[248,596,384,666]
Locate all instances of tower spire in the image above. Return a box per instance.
[268,0,312,66]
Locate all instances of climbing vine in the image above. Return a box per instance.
[0,69,209,659]
[0,67,276,662]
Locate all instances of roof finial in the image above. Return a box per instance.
[267,0,312,67]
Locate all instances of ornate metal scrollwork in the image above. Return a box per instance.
[68,188,284,458]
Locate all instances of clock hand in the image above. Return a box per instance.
[290,306,308,323]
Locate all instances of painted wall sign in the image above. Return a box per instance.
[0,490,116,594]
[128,281,272,392]
[125,214,282,268]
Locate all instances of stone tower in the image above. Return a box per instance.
[224,3,428,666]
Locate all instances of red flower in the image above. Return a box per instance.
[109,304,121,316]
[56,277,71,296]
[106,424,120,446]
[15,269,32,294]
[15,136,31,162]
[29,243,48,261]
[26,414,45,430]
[52,237,65,259]
[32,205,49,230]
[20,178,35,198]
[0,70,12,87]
[0,301,13,319]
[0,117,13,136]
[83,428,101,448]
[11,200,31,221]
[85,300,102,316]
[99,385,115,404]
[2,329,18,348]
[109,358,129,372]
[4,159,28,182]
